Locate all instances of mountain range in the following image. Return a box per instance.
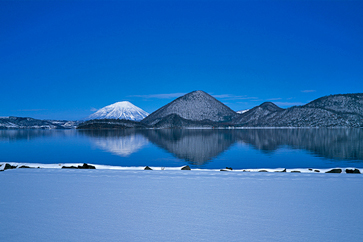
[2,91,363,129]
[234,93,363,127]
[139,91,363,128]
[0,117,79,129]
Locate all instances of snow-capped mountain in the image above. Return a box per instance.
[87,101,149,121]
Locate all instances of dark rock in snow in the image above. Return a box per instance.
[144,166,152,170]
[275,168,287,172]
[62,165,78,169]
[220,167,233,171]
[314,170,320,172]
[181,165,191,170]
[346,169,361,174]
[4,163,17,170]
[78,163,96,169]
[326,169,342,173]
[19,165,32,168]
[291,171,301,173]
[259,170,268,172]
[61,163,95,169]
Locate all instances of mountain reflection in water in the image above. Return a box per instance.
[236,128,363,160]
[145,129,236,165]
[0,129,71,141]
[79,130,149,157]
[80,128,363,165]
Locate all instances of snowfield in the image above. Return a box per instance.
[1,168,363,242]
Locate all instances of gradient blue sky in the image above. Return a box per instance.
[1,0,362,120]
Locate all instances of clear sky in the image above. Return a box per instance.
[1,0,363,120]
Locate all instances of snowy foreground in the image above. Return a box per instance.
[1,168,363,242]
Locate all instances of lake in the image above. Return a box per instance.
[1,128,363,169]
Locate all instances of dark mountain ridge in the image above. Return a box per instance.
[0,116,71,129]
[152,114,218,129]
[77,119,149,129]
[232,102,284,126]
[233,93,363,127]
[304,93,363,116]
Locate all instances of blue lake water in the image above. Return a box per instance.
[1,129,363,169]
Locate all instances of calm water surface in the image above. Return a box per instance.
[1,129,363,169]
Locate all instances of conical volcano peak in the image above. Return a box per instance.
[87,101,148,121]
[116,101,131,104]
[141,90,238,125]
[111,101,135,108]
[189,90,207,95]
[179,90,211,100]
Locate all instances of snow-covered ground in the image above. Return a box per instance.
[1,168,362,242]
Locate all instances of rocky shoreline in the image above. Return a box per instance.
[1,162,361,174]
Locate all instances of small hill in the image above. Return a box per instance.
[152,114,217,129]
[232,102,283,126]
[77,119,148,129]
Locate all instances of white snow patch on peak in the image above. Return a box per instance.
[237,109,249,114]
[87,101,149,121]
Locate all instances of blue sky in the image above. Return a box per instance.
[1,0,362,120]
